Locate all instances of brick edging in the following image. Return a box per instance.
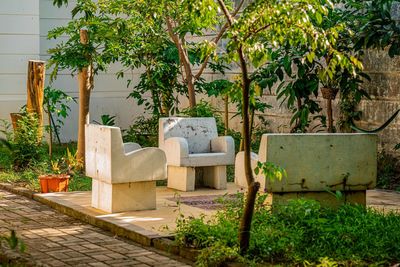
[0,183,34,199]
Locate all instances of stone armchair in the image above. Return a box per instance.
[159,117,235,191]
[85,124,167,213]
[235,133,377,206]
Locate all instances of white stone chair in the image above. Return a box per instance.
[85,124,167,213]
[159,117,235,191]
[235,133,377,206]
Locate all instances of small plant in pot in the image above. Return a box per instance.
[39,159,70,193]
[39,148,83,193]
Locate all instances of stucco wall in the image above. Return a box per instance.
[360,50,400,152]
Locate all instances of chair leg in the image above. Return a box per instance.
[203,165,227,190]
[167,166,195,191]
[92,180,156,213]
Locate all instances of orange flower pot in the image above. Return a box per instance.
[39,174,70,193]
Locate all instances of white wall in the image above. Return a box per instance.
[0,0,40,121]
[0,1,146,142]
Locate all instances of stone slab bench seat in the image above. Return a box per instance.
[159,117,235,191]
[85,124,167,213]
[235,133,377,206]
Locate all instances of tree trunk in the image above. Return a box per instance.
[161,90,172,116]
[166,18,196,108]
[177,39,196,108]
[237,47,260,255]
[291,97,302,132]
[216,0,260,254]
[186,68,196,108]
[26,60,46,141]
[239,181,260,253]
[224,95,229,135]
[76,29,93,166]
[47,101,53,158]
[327,99,333,133]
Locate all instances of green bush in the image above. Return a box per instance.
[175,194,400,266]
[180,100,226,135]
[1,114,46,170]
[123,116,159,147]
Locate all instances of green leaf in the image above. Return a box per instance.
[315,12,323,25]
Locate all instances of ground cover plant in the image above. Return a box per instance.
[0,142,91,192]
[0,116,91,192]
[175,194,400,266]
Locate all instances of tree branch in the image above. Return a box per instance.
[166,17,196,107]
[194,0,244,80]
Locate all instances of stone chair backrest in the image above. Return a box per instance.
[159,117,218,154]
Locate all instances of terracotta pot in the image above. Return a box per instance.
[321,87,339,100]
[9,113,23,131]
[39,174,70,193]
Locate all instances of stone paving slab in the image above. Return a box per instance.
[367,189,400,212]
[34,184,245,240]
[0,189,192,267]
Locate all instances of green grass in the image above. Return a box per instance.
[67,175,92,191]
[175,194,400,266]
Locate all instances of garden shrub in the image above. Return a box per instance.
[1,114,46,170]
[123,116,159,147]
[175,194,400,266]
[180,100,226,135]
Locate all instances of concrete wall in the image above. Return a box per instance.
[360,50,400,152]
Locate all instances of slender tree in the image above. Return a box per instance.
[216,0,361,254]
[76,29,93,163]
[48,1,119,164]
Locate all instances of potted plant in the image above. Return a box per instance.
[39,148,82,193]
[39,159,70,193]
[320,76,340,133]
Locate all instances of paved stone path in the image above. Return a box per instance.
[0,189,192,267]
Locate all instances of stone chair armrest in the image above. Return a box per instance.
[163,137,189,165]
[211,136,235,153]
[114,147,167,182]
[211,136,235,165]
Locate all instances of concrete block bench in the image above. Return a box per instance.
[235,133,377,206]
[85,124,167,213]
[159,117,235,191]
